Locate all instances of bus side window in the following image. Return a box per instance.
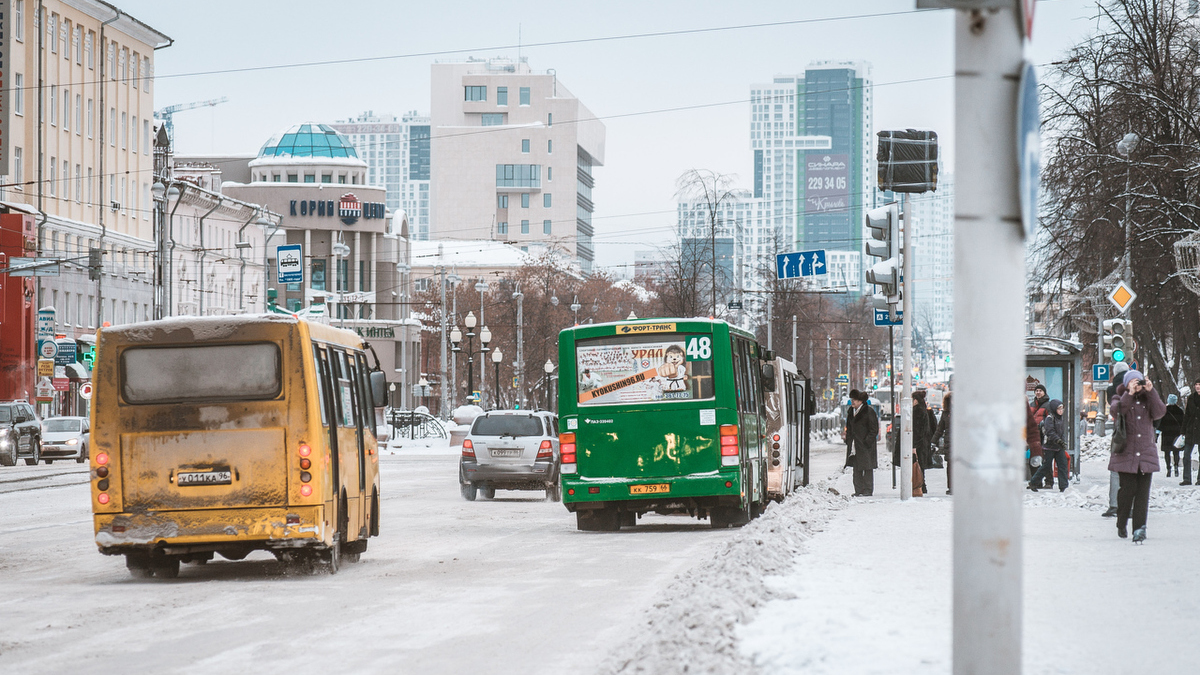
[730,338,745,411]
[312,345,330,427]
[330,349,351,428]
[354,353,372,424]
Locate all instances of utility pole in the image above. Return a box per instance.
[900,194,914,501]
[826,335,831,403]
[438,259,448,419]
[792,315,798,364]
[947,3,1026,673]
[514,284,525,409]
[766,293,773,351]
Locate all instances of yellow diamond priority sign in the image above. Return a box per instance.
[1107,280,1137,315]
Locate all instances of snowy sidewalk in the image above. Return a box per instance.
[740,461,1200,675]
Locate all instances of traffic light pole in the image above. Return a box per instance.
[889,325,897,489]
[951,5,1025,673]
[900,197,914,501]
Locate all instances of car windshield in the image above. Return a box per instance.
[471,415,544,437]
[0,408,11,423]
[44,419,82,433]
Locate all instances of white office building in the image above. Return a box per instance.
[330,111,431,240]
[907,171,955,337]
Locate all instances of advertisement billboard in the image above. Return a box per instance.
[804,153,850,215]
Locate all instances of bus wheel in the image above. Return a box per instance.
[126,554,153,579]
[577,508,619,532]
[149,557,180,579]
[481,486,496,500]
[460,482,478,501]
[619,511,636,528]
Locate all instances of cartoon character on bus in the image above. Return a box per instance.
[655,345,688,392]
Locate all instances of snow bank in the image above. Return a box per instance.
[600,483,851,675]
[1024,480,1200,514]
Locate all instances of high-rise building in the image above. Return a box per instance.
[429,57,605,270]
[329,111,432,240]
[908,171,955,338]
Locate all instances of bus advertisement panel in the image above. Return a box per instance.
[576,335,714,406]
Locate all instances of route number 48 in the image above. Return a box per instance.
[685,336,712,361]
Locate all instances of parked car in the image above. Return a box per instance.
[40,416,90,464]
[459,410,560,501]
[0,401,43,466]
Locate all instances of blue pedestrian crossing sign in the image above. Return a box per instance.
[873,309,903,326]
[1093,364,1110,382]
[775,249,828,280]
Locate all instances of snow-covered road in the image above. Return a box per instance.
[0,453,748,673]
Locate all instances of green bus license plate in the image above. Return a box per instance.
[630,483,670,495]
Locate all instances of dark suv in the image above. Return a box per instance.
[0,401,43,466]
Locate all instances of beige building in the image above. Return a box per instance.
[430,57,605,270]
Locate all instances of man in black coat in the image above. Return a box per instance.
[1181,379,1200,485]
[844,389,879,496]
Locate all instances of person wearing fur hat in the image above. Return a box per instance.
[1029,399,1070,492]
[1110,370,1166,543]
[843,389,879,496]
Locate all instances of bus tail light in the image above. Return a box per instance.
[300,484,313,497]
[719,425,739,466]
[95,452,109,466]
[536,440,553,460]
[462,439,475,458]
[559,433,577,473]
[298,444,312,457]
[299,458,311,470]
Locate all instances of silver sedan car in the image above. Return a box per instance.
[459,410,560,501]
[40,416,90,464]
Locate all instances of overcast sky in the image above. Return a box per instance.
[119,0,1099,272]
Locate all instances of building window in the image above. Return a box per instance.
[288,174,298,183]
[547,139,553,154]
[544,193,552,208]
[311,259,326,291]
[521,220,529,234]
[521,193,529,208]
[86,31,94,69]
[75,95,81,134]
[548,113,552,126]
[321,174,332,183]
[143,57,151,92]
[464,85,487,102]
[495,164,541,188]
[497,86,508,106]
[543,219,552,235]
[50,86,57,126]
[131,116,137,152]
[338,174,346,184]
[304,174,315,183]
[75,165,81,202]
[121,112,127,148]
[110,108,116,145]
[49,14,57,53]
[87,167,92,204]
[13,148,22,186]
[13,74,22,115]
[273,174,281,182]
[87,99,93,137]
[520,87,531,106]
[481,113,504,126]
[74,25,81,63]
[359,260,370,291]
[49,158,56,196]
[337,258,349,292]
[497,194,508,208]
[521,139,530,153]
[548,167,553,181]
[498,221,508,235]
[143,119,149,153]
[14,1,23,41]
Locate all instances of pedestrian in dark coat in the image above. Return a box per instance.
[1030,385,1051,427]
[913,390,932,495]
[844,389,879,496]
[933,393,952,494]
[1109,370,1166,543]
[1180,380,1200,485]
[1029,399,1069,492]
[1157,394,1185,478]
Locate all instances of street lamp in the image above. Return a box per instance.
[450,311,490,406]
[570,295,581,325]
[1116,132,1139,282]
[544,359,556,410]
[492,347,504,410]
[332,239,351,326]
[389,382,396,410]
[475,280,490,407]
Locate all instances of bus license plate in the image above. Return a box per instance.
[177,471,233,486]
[630,483,670,495]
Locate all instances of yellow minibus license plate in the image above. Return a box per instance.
[630,483,670,495]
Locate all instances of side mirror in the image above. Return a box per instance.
[761,363,776,392]
[369,371,388,408]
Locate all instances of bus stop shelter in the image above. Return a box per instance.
[1025,336,1084,479]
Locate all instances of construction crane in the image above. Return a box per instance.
[154,97,229,143]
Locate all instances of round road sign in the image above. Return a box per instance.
[79,382,94,400]
[38,340,58,359]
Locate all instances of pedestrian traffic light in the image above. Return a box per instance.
[864,202,900,308]
[88,247,102,281]
[1103,318,1130,363]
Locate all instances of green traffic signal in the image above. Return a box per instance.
[1112,348,1126,363]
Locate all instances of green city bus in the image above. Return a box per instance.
[557,318,774,530]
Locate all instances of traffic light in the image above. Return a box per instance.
[864,202,901,309]
[88,247,102,281]
[877,129,939,193]
[1103,318,1131,363]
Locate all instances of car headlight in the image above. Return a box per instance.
[66,438,79,445]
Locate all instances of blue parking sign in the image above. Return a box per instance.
[1093,364,1110,382]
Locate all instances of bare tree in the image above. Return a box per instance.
[1038,0,1200,388]
[675,169,742,317]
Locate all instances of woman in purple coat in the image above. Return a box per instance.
[1109,370,1166,543]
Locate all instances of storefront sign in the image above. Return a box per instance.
[289,194,385,225]
[52,378,70,392]
[355,326,395,339]
[37,359,54,377]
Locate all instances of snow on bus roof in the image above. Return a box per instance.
[103,313,306,343]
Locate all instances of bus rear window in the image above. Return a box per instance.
[576,334,714,406]
[121,343,282,404]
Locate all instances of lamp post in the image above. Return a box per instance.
[570,295,581,325]
[492,347,504,410]
[544,359,556,411]
[475,280,490,407]
[1116,132,1139,283]
[417,377,430,411]
[450,311,490,406]
[332,239,351,327]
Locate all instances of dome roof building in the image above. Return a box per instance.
[258,123,361,159]
[247,123,369,185]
